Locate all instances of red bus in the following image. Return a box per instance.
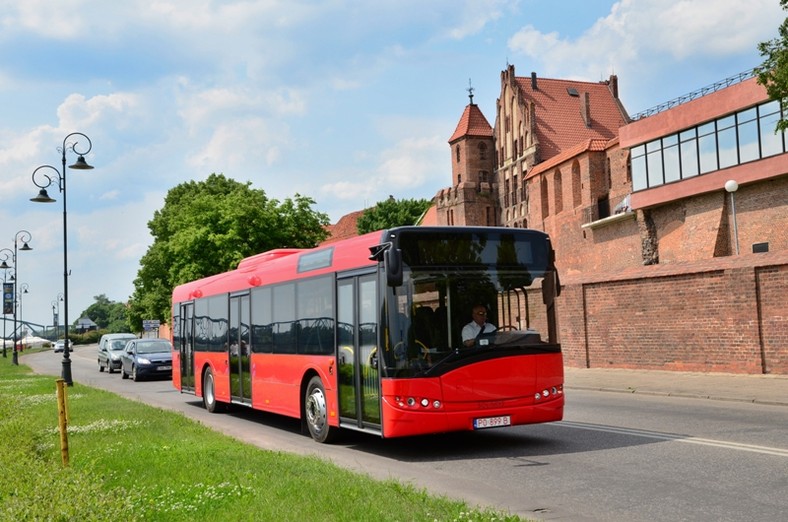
[171,226,563,442]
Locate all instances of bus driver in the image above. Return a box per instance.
[462,304,497,347]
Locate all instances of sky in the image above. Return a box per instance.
[0,0,783,329]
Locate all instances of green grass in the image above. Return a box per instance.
[0,360,524,522]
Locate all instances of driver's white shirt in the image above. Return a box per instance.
[462,321,497,342]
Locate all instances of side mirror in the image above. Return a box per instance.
[385,248,403,287]
[542,271,556,305]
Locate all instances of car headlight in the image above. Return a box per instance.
[137,357,151,364]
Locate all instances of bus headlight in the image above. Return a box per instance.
[395,396,442,409]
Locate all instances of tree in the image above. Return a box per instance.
[127,174,330,328]
[356,196,433,234]
[757,0,788,131]
[78,294,129,332]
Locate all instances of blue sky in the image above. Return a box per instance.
[0,0,782,327]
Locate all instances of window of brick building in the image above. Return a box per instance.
[572,160,581,208]
[456,145,461,163]
[478,142,487,160]
[541,176,549,219]
[554,169,563,214]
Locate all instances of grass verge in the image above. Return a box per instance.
[0,361,524,521]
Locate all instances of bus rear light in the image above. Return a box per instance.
[420,398,429,407]
[433,400,442,409]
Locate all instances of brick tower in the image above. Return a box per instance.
[435,84,499,226]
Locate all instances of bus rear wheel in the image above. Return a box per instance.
[203,367,226,413]
[304,376,336,443]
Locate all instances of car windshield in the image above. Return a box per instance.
[110,340,129,350]
[137,341,171,354]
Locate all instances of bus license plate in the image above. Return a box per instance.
[473,415,511,429]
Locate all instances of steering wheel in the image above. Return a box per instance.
[414,340,430,362]
[498,325,517,331]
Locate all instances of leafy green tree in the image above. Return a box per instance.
[356,197,433,234]
[127,174,329,328]
[757,0,788,131]
[78,294,129,332]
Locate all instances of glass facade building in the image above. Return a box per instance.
[631,100,786,191]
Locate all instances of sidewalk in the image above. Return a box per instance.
[564,367,788,407]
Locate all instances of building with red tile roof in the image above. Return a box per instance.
[432,64,787,374]
[322,209,364,245]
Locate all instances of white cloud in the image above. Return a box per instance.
[321,131,445,208]
[99,190,120,201]
[57,93,141,131]
[443,0,509,40]
[506,0,784,110]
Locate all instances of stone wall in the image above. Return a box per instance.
[559,251,788,374]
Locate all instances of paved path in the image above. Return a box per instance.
[564,366,788,406]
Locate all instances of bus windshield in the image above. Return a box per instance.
[380,228,559,378]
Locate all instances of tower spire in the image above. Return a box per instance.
[467,78,475,105]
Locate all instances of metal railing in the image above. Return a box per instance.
[631,68,758,121]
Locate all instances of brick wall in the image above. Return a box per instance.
[559,251,788,374]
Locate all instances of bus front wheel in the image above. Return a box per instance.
[304,376,336,443]
[203,367,226,413]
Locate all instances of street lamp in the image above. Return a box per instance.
[52,293,64,340]
[30,132,94,385]
[7,232,32,366]
[18,283,29,350]
[725,179,739,256]
[0,249,13,358]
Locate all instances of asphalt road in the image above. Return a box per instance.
[22,345,788,521]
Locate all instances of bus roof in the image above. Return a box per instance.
[172,229,386,302]
[172,226,553,303]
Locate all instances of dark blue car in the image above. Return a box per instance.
[120,338,173,381]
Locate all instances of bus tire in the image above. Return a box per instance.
[203,367,226,413]
[304,376,336,443]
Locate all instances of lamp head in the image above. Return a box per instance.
[724,180,738,193]
[31,189,56,203]
[0,261,9,270]
[19,242,32,252]
[69,155,94,170]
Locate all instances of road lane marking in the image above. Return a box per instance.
[558,421,788,457]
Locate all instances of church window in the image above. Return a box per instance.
[541,176,549,219]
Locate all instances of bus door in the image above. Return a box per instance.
[179,302,195,391]
[229,294,252,404]
[336,273,381,429]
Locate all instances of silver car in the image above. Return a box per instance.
[97,333,136,373]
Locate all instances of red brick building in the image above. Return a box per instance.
[436,65,787,374]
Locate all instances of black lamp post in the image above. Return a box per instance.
[30,132,94,386]
[52,293,64,340]
[18,283,29,351]
[0,249,13,358]
[7,232,32,366]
